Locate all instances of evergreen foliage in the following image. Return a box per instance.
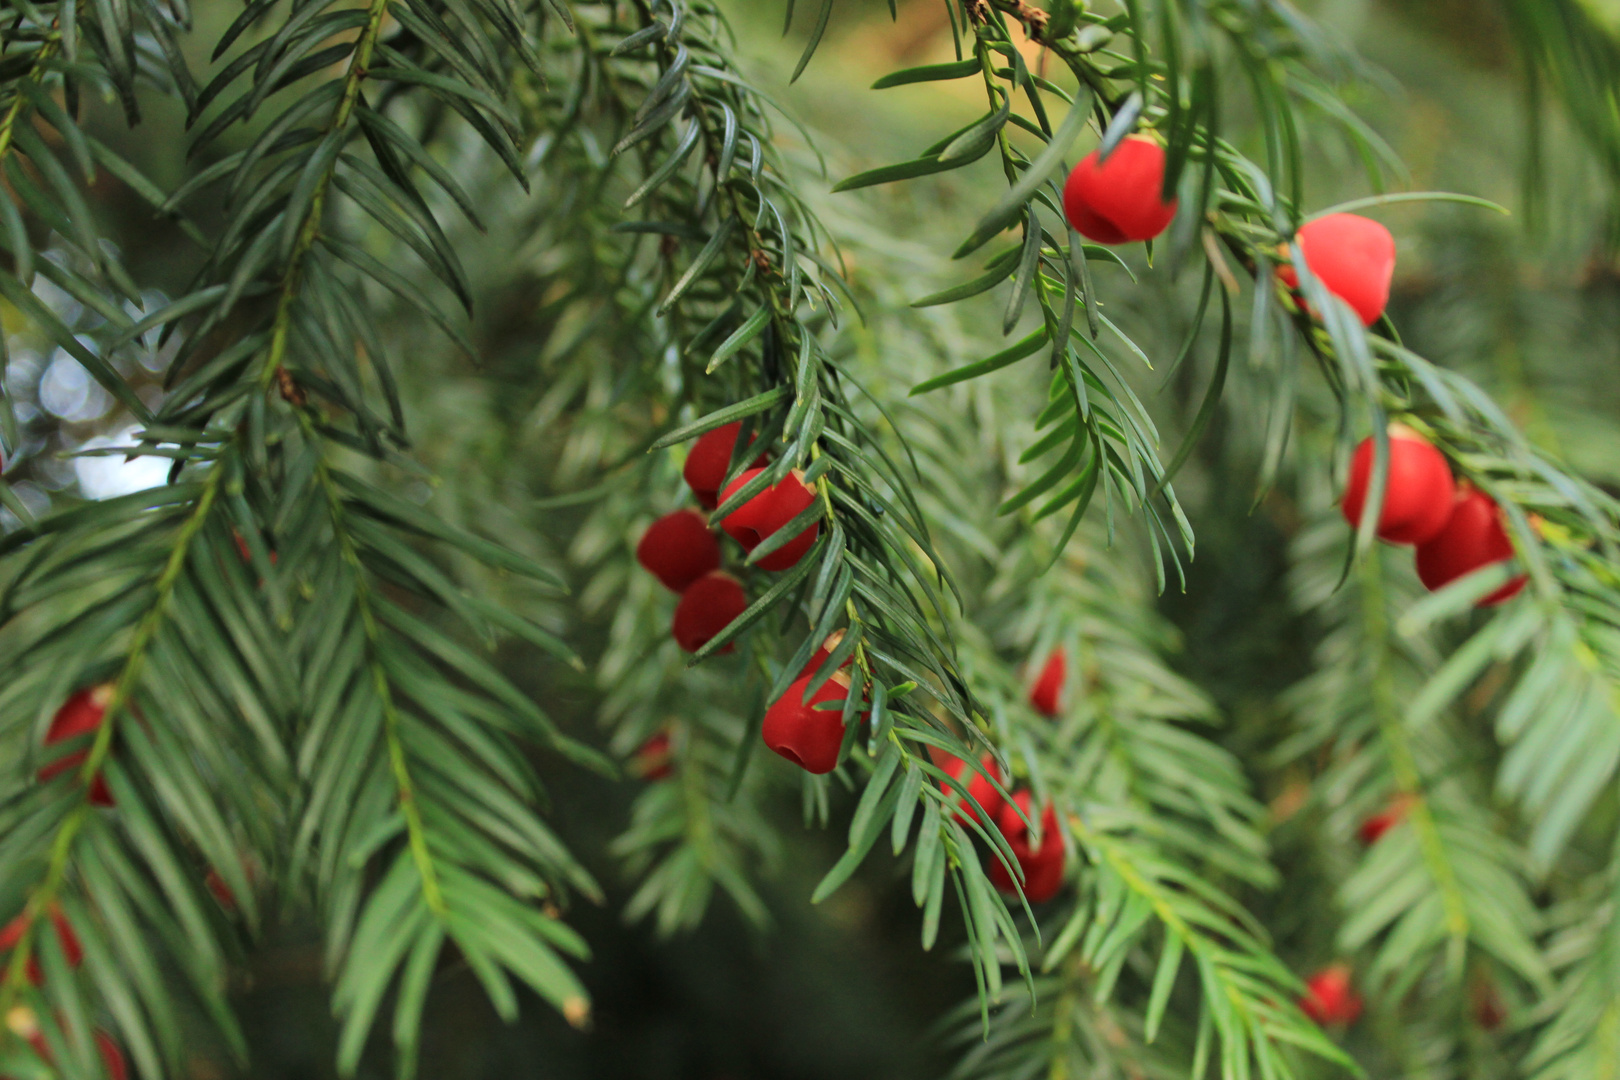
[2,0,1620,1078]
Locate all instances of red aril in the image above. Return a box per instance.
[635,509,721,592]
[1029,647,1066,718]
[1415,488,1526,605]
[1062,136,1177,245]
[720,468,819,571]
[762,673,855,774]
[1280,213,1396,326]
[987,792,1066,903]
[672,571,747,653]
[1340,429,1455,545]
[683,423,765,510]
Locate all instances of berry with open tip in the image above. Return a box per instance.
[720,468,819,571]
[762,672,855,774]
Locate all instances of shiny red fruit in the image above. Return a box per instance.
[1281,213,1395,326]
[1062,136,1178,245]
[683,423,765,510]
[39,687,114,807]
[0,906,83,985]
[1415,489,1526,605]
[1340,431,1456,546]
[987,792,1066,903]
[1300,964,1363,1026]
[762,673,855,774]
[720,468,819,571]
[672,572,747,654]
[941,754,1005,828]
[1029,647,1066,718]
[634,732,675,781]
[636,509,721,592]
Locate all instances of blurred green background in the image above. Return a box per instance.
[8,1,1620,1077]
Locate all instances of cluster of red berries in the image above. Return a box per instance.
[913,650,1076,901]
[942,754,1066,902]
[1342,427,1526,605]
[1063,138,1397,331]
[635,422,820,655]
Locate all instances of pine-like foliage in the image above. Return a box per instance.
[2,0,1620,1078]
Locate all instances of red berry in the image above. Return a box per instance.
[1340,430,1456,546]
[1300,964,1363,1026]
[1358,793,1416,845]
[683,423,765,510]
[1415,489,1526,606]
[671,572,747,654]
[634,732,675,781]
[987,792,1066,903]
[1280,213,1395,326]
[1029,647,1066,718]
[762,673,856,774]
[719,468,820,572]
[635,509,721,592]
[0,906,82,985]
[941,754,1005,828]
[39,687,114,807]
[1062,136,1178,245]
